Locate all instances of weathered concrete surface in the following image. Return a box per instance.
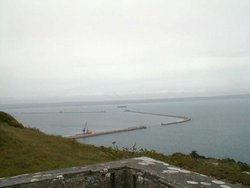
[0,157,245,188]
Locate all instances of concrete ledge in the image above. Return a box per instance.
[0,157,244,188]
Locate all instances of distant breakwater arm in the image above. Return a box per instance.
[20,111,106,114]
[124,109,191,124]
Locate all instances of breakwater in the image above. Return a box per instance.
[67,125,147,139]
[124,109,191,125]
[20,111,105,114]
[124,109,189,119]
[67,110,191,139]
[161,118,191,125]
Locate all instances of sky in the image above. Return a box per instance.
[0,0,249,104]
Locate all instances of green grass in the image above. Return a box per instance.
[0,111,249,185]
[0,112,115,177]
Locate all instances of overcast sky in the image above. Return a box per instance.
[0,0,249,104]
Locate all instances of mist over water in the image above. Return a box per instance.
[2,96,250,163]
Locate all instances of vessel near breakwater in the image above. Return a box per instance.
[67,125,147,139]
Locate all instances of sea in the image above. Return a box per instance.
[1,95,249,164]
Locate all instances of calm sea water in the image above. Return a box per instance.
[1,96,250,163]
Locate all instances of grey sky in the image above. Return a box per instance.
[0,0,249,103]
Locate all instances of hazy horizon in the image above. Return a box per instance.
[1,0,250,104]
[1,93,249,106]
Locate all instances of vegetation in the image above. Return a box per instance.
[0,111,24,128]
[0,111,249,185]
[0,112,115,177]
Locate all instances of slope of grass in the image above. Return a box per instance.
[0,111,249,185]
[0,112,116,177]
[0,111,24,128]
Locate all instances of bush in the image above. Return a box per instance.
[238,161,249,171]
[190,150,206,159]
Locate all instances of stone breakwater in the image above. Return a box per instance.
[67,110,191,139]
[67,125,147,139]
[124,109,191,126]
[0,157,243,188]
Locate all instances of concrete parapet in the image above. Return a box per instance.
[0,157,243,188]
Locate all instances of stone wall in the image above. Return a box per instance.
[0,157,243,188]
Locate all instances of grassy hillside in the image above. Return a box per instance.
[0,111,116,177]
[0,111,249,185]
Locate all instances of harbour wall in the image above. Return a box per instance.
[124,110,191,125]
[67,110,191,139]
[67,125,147,139]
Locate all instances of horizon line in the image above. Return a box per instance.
[0,93,250,109]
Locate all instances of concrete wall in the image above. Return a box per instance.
[0,157,243,188]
